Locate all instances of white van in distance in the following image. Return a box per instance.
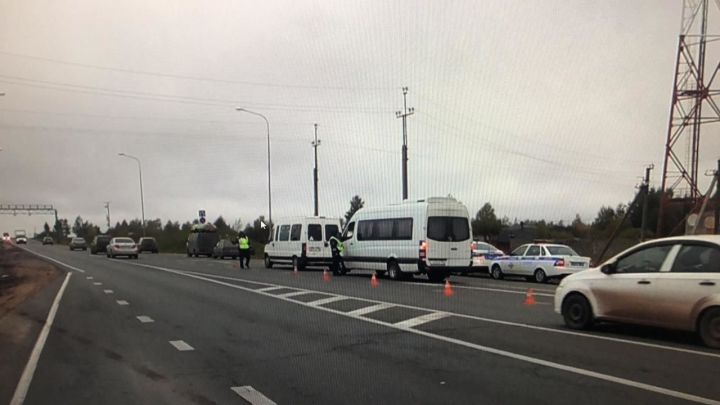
[341,197,472,282]
[264,216,342,270]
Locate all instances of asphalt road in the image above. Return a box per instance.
[9,241,720,405]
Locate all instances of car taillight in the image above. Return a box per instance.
[131,244,136,248]
[419,240,428,259]
[302,243,307,256]
[114,244,120,249]
[554,259,565,267]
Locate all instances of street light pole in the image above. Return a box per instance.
[235,108,272,230]
[312,123,321,216]
[118,153,145,236]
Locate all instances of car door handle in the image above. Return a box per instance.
[699,281,716,286]
[637,280,651,285]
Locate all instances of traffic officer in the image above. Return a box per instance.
[238,231,251,269]
[328,232,346,276]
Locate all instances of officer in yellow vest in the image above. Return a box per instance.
[238,231,251,269]
[329,232,346,276]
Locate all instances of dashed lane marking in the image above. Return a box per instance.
[136,315,154,323]
[92,282,102,286]
[169,340,194,351]
[230,386,277,405]
[103,289,114,294]
[116,300,129,306]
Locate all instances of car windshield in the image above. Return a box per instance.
[115,238,134,243]
[546,246,578,256]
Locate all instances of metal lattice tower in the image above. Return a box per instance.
[659,0,720,233]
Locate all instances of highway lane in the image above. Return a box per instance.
[14,242,720,405]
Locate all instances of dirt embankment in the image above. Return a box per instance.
[0,243,63,319]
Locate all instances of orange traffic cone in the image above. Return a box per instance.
[323,268,331,282]
[524,288,536,306]
[443,280,454,297]
[371,272,379,288]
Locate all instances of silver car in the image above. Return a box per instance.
[555,235,720,348]
[106,237,139,259]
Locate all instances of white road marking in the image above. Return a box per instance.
[136,315,154,323]
[276,290,313,298]
[86,276,93,280]
[231,386,277,405]
[19,247,86,273]
[306,296,347,306]
[347,303,394,316]
[35,256,720,403]
[169,340,194,351]
[406,282,555,297]
[128,264,720,360]
[103,289,114,294]
[394,312,451,328]
[93,282,102,286]
[10,273,72,405]
[255,286,289,292]
[116,300,129,306]
[125,263,720,405]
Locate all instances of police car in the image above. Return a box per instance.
[470,241,504,270]
[488,243,591,283]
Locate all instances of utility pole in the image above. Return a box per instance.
[395,87,414,200]
[640,164,654,241]
[311,123,321,216]
[104,202,111,230]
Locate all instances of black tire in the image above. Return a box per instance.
[562,294,594,330]
[534,269,548,283]
[387,261,402,281]
[491,265,504,280]
[427,271,447,283]
[264,255,273,269]
[698,307,720,349]
[134,255,139,260]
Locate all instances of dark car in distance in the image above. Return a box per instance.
[42,236,54,245]
[138,237,159,253]
[90,235,112,254]
[213,239,240,259]
[69,237,87,251]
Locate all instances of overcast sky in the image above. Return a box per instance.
[1,0,718,234]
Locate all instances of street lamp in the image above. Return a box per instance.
[118,153,146,236]
[235,108,272,231]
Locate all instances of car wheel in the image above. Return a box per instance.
[387,261,402,281]
[491,265,503,280]
[562,294,594,330]
[534,269,548,283]
[698,307,720,349]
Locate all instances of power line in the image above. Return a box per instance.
[0,76,395,114]
[0,50,396,91]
